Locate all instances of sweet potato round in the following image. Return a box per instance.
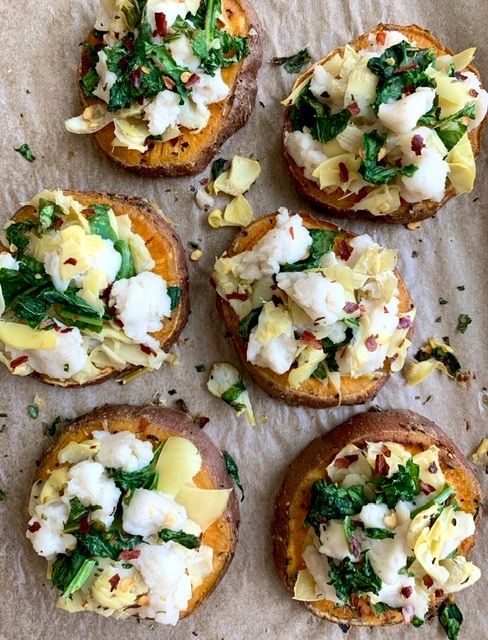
[8,190,189,387]
[282,23,487,225]
[79,0,262,176]
[272,409,482,626]
[216,211,414,407]
[35,404,239,621]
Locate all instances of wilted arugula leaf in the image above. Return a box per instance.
[439,602,463,640]
[281,228,339,272]
[64,497,101,534]
[290,84,350,143]
[51,550,96,595]
[457,313,472,334]
[167,286,182,311]
[158,528,201,549]
[306,480,367,533]
[223,451,244,501]
[327,553,381,603]
[5,220,35,253]
[237,306,262,341]
[75,528,142,560]
[272,48,312,74]
[80,68,100,97]
[419,102,476,150]
[38,199,62,232]
[360,131,417,185]
[373,458,420,508]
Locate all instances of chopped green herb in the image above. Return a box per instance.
[281,228,339,272]
[87,204,118,242]
[237,306,262,341]
[306,481,367,533]
[423,394,433,405]
[14,143,35,162]
[439,297,448,305]
[80,68,100,97]
[439,601,463,640]
[44,416,65,438]
[108,443,162,503]
[328,553,381,604]
[4,220,35,253]
[456,285,465,291]
[63,497,101,534]
[75,528,142,560]
[290,84,351,143]
[167,286,182,311]
[363,527,395,539]
[158,528,201,549]
[373,459,420,508]
[114,239,136,280]
[0,488,6,501]
[211,158,228,180]
[398,556,415,576]
[411,616,424,627]
[195,364,206,373]
[411,250,419,258]
[435,317,442,323]
[457,313,472,334]
[222,381,247,413]
[360,131,417,185]
[27,404,39,419]
[272,47,312,73]
[223,451,244,501]
[38,199,62,232]
[372,602,392,616]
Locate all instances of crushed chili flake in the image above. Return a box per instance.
[27,521,41,533]
[395,62,419,75]
[82,207,95,218]
[123,36,134,52]
[154,12,168,36]
[184,73,200,88]
[469,88,479,97]
[411,134,426,156]
[140,344,156,357]
[334,454,359,468]
[338,162,349,183]
[132,67,142,88]
[119,549,141,561]
[346,101,360,116]
[397,317,413,329]
[376,31,386,46]
[335,237,353,261]
[163,75,176,90]
[400,586,413,598]
[383,306,389,314]
[109,573,121,592]
[428,462,438,473]
[209,276,217,289]
[226,291,249,301]
[170,136,180,147]
[365,335,378,352]
[375,453,390,477]
[350,536,361,558]
[454,71,467,81]
[343,301,359,314]
[11,355,29,370]
[300,331,323,350]
[60,328,74,334]
[52,218,63,229]
[423,575,434,588]
[289,226,295,240]
[79,515,90,535]
[420,481,436,495]
[435,589,444,598]
[119,58,128,72]
[195,416,209,429]
[381,445,391,458]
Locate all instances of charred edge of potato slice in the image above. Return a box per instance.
[78,0,263,176]
[216,211,414,407]
[282,23,487,225]
[10,190,189,388]
[272,409,482,626]
[36,404,239,620]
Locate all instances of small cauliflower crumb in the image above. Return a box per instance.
[122,488,187,537]
[93,430,154,472]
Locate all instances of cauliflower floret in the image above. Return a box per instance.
[26,500,76,560]
[109,271,171,349]
[65,460,121,527]
[122,488,187,537]
[462,72,488,130]
[302,544,341,603]
[144,90,181,137]
[310,64,347,103]
[0,253,19,270]
[247,331,298,374]
[190,69,230,106]
[93,50,118,103]
[167,35,200,71]
[400,147,449,203]
[378,87,436,133]
[93,430,154,472]
[276,272,346,326]
[357,502,390,529]
[285,129,327,180]
[319,520,355,561]
[6,325,87,380]
[177,98,210,131]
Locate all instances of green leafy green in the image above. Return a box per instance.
[38,199,62,233]
[27,405,39,419]
[146,40,191,102]
[411,616,425,627]
[419,102,476,150]
[410,483,455,519]
[14,143,35,162]
[87,204,118,242]
[44,415,66,438]
[237,306,262,341]
[51,550,96,596]
[457,313,472,334]
[372,602,393,616]
[64,497,101,534]
[373,459,420,508]
[327,554,381,604]
[322,327,354,373]
[281,228,339,272]
[272,48,312,74]
[360,131,418,185]
[4,220,35,253]
[0,488,6,501]
[415,343,461,377]
[306,481,367,533]
[439,602,463,640]
[223,451,244,501]
[158,528,201,549]
[398,556,415,576]
[114,240,136,280]
[363,527,395,539]
[121,0,147,29]
[75,528,142,560]
[211,158,228,180]
[80,68,100,97]
[222,380,247,413]
[290,84,350,143]
[167,286,182,311]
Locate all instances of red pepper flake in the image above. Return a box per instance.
[140,344,156,357]
[114,32,120,40]
[394,62,419,75]
[119,58,128,72]
[346,101,360,116]
[82,208,95,219]
[400,586,413,598]
[343,301,359,314]
[338,162,349,183]
[423,574,434,588]
[350,536,361,558]
[132,67,142,89]
[60,327,74,334]
[196,416,209,429]
[109,573,121,592]
[154,12,168,36]
[199,177,209,186]
[334,454,359,468]
[420,481,436,495]
[403,84,416,96]
[11,355,29,370]
[428,462,438,474]
[270,284,278,291]
[289,226,295,240]
[375,453,390,477]
[411,134,426,156]
[123,36,134,53]
[365,335,378,352]
[469,88,479,97]
[170,136,180,147]
[376,31,386,46]
[27,522,41,533]
[435,589,444,598]
[79,515,90,535]
[397,316,413,329]
[52,218,63,229]
[350,593,360,609]
[300,331,323,350]
[384,306,389,314]
[382,445,391,458]
[184,73,200,88]
[226,291,249,301]
[358,148,365,160]
[335,237,353,261]
[454,71,467,81]
[163,75,176,90]
[119,549,141,561]
[114,318,124,329]
[63,257,77,266]
[209,277,217,289]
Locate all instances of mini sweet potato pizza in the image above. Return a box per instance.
[273,410,482,633]
[282,24,487,224]
[27,405,239,625]
[0,190,189,386]
[212,209,415,407]
[66,0,262,176]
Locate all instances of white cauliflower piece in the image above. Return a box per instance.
[401,146,449,203]
[167,35,200,71]
[247,332,298,375]
[190,70,230,106]
[285,129,327,180]
[144,90,181,137]
[378,87,436,133]
[65,460,121,527]
[122,488,187,537]
[26,500,76,560]
[461,72,488,130]
[93,50,118,103]
[0,253,19,270]
[93,430,154,472]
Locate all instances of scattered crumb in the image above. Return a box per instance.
[190,249,203,261]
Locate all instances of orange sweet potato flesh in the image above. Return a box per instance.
[11,190,189,387]
[35,405,239,621]
[283,24,487,225]
[216,212,414,407]
[272,409,482,626]
[79,0,262,176]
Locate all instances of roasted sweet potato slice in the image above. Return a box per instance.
[216,212,414,407]
[283,24,486,225]
[272,409,482,626]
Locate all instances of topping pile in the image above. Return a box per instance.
[295,441,480,627]
[27,431,232,625]
[284,30,487,215]
[66,0,250,150]
[212,209,415,395]
[0,190,180,383]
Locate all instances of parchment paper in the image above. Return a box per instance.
[0,1,487,638]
